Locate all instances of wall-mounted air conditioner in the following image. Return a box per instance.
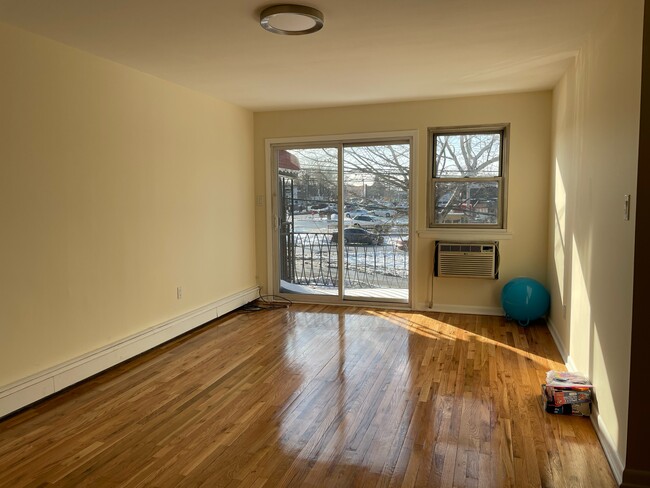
[435,242,498,279]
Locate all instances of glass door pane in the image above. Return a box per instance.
[276,147,340,296]
[342,143,410,302]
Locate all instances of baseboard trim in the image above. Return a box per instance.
[0,286,260,419]
[414,302,504,316]
[546,317,568,363]
[546,318,624,484]
[591,403,625,485]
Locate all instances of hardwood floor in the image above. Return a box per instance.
[0,305,616,487]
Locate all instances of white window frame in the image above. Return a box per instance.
[428,124,509,229]
[264,130,418,306]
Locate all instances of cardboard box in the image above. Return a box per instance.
[544,401,591,416]
[541,384,592,417]
[544,384,592,406]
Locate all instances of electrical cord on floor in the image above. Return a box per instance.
[259,294,293,308]
[240,292,293,312]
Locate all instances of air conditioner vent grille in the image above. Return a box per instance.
[435,242,497,279]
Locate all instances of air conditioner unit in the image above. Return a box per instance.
[435,242,498,279]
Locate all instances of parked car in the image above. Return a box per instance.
[351,214,390,231]
[331,228,384,245]
[317,205,338,217]
[308,203,329,211]
[309,203,332,215]
[370,208,398,217]
[345,208,369,218]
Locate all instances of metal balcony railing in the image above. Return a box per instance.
[279,231,409,290]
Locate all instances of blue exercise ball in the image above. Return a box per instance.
[501,277,550,326]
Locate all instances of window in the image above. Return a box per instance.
[428,125,508,228]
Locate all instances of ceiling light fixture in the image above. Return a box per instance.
[260,5,324,35]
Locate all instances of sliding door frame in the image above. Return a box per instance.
[265,130,418,308]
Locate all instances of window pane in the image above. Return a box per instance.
[277,147,339,296]
[433,180,499,225]
[343,143,410,301]
[435,133,501,178]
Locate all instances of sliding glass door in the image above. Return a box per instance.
[273,138,411,304]
[276,146,340,297]
[342,143,410,301]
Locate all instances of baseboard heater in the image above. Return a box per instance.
[434,241,499,279]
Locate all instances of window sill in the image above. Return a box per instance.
[416,228,513,241]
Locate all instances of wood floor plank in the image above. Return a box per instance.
[0,305,617,487]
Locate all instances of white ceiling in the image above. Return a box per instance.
[0,0,614,111]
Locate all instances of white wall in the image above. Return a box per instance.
[254,92,551,313]
[0,22,257,387]
[548,0,643,473]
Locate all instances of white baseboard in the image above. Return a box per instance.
[546,317,568,363]
[545,318,624,484]
[591,403,625,485]
[0,286,260,419]
[414,301,504,316]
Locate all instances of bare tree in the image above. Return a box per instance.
[283,134,500,223]
[433,133,501,223]
[287,144,410,211]
[343,144,410,193]
[436,134,500,177]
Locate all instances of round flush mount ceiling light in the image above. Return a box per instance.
[260,5,324,35]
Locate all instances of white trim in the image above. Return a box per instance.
[265,130,419,305]
[546,318,624,484]
[0,286,260,419]
[546,317,569,364]
[417,229,513,241]
[565,355,578,375]
[408,133,419,310]
[265,130,419,146]
[591,403,625,485]
[414,302,504,316]
[265,141,274,295]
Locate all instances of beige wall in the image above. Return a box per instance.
[254,92,551,311]
[548,0,643,467]
[0,23,256,386]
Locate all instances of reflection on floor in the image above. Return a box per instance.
[0,305,616,487]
